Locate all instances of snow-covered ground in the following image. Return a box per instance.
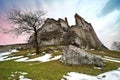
[0,49,120,80]
[28,54,52,62]
[62,68,120,80]
[15,54,61,62]
[0,49,19,61]
[15,57,29,62]
[103,56,120,63]
[9,71,31,80]
[19,75,31,80]
[4,56,23,61]
[0,49,61,62]
[1,49,120,64]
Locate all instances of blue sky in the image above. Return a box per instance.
[0,0,120,49]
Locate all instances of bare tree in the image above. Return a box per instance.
[111,41,120,51]
[7,9,46,54]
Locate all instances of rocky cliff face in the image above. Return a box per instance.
[28,14,107,50]
[68,14,107,50]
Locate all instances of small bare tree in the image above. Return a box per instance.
[111,41,120,51]
[7,9,46,54]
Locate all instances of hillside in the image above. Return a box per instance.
[0,46,120,80]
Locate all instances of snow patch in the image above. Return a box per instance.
[98,68,120,80]
[9,71,31,80]
[90,49,95,50]
[63,72,96,80]
[19,75,31,80]
[0,49,19,61]
[11,74,15,77]
[21,72,28,75]
[15,57,29,62]
[42,52,46,54]
[93,67,102,70]
[28,54,51,62]
[62,68,120,80]
[51,55,61,60]
[4,56,23,61]
[27,53,36,56]
[15,54,61,62]
[54,50,58,52]
[103,56,120,63]
[10,49,19,52]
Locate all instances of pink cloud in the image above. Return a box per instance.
[0,33,28,45]
[0,19,29,45]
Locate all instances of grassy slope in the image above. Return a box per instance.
[86,50,120,58]
[0,60,120,80]
[0,46,120,80]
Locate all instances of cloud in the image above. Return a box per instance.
[95,10,120,48]
[41,0,108,25]
[100,0,120,16]
[0,33,28,45]
[41,0,80,25]
[97,0,120,48]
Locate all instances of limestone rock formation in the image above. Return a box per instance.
[61,45,104,67]
[28,13,107,50]
[28,18,69,46]
[67,14,107,50]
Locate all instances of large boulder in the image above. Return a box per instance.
[61,45,104,67]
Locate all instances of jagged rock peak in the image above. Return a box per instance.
[75,13,83,20]
[58,18,68,25]
[75,13,88,23]
[44,18,58,23]
[44,18,69,28]
[45,17,68,24]
[74,13,94,31]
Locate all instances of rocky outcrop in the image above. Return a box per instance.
[28,13,108,50]
[28,14,107,66]
[28,18,69,46]
[61,45,104,67]
[67,14,107,50]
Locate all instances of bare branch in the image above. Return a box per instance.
[5,9,46,54]
[7,9,46,36]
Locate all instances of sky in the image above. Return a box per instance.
[0,0,120,49]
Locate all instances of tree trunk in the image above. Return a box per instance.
[34,29,40,54]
